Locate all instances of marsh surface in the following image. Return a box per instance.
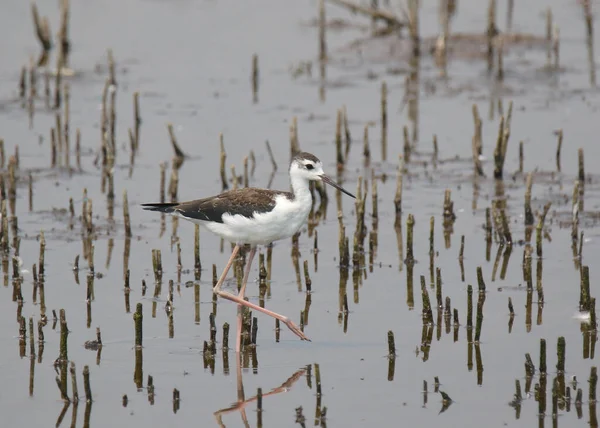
[1,0,600,427]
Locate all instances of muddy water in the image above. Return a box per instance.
[1,0,600,427]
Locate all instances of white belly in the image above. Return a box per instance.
[201,196,311,245]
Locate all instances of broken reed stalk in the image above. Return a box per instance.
[572,181,580,242]
[251,54,259,103]
[343,106,351,160]
[28,173,33,212]
[556,129,563,171]
[59,309,69,361]
[578,148,585,184]
[407,0,420,55]
[590,367,598,403]
[123,190,131,238]
[420,276,433,324]
[536,202,551,258]
[134,303,143,347]
[31,4,52,67]
[472,105,484,176]
[83,365,92,402]
[524,173,534,229]
[70,362,79,403]
[406,214,414,263]
[519,141,524,173]
[556,336,566,373]
[540,338,547,374]
[222,322,230,350]
[381,81,387,162]
[403,126,411,163]
[387,330,396,358]
[75,129,81,170]
[335,109,344,169]
[133,92,141,151]
[220,134,228,191]
[152,249,163,283]
[194,224,201,277]
[467,285,473,329]
[159,162,166,203]
[318,0,327,61]
[496,38,504,81]
[19,66,27,100]
[243,156,249,187]
[289,117,300,159]
[493,111,511,179]
[487,0,497,72]
[303,260,312,292]
[580,266,591,312]
[167,123,186,159]
[553,26,560,70]
[394,157,404,215]
[474,289,485,342]
[38,230,46,277]
[64,84,70,167]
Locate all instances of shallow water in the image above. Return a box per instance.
[1,0,600,427]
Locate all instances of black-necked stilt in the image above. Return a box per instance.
[142,152,355,351]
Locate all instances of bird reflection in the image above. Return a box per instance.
[214,357,307,427]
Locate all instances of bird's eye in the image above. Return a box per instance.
[305,164,314,170]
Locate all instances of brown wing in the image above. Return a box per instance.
[174,188,291,223]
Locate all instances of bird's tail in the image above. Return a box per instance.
[141,202,179,213]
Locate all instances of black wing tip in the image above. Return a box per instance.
[141,202,179,213]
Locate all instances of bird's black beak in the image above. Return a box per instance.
[319,175,356,198]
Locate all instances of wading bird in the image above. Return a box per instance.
[142,152,355,352]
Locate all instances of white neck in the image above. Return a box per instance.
[289,173,312,202]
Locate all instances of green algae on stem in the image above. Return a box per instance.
[476,266,486,292]
[474,290,485,343]
[580,266,591,312]
[420,276,433,324]
[540,338,547,374]
[557,336,566,374]
[467,284,473,329]
[133,303,143,348]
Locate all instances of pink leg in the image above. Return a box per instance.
[213,245,241,295]
[236,246,257,353]
[213,245,310,343]
[215,289,310,343]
